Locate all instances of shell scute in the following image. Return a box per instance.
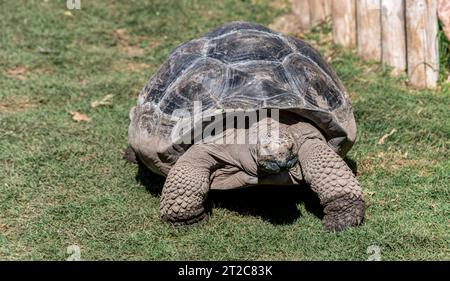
[207,31,292,63]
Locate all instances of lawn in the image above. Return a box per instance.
[0,0,448,261]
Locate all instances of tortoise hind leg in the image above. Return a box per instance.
[298,139,365,232]
[160,146,216,226]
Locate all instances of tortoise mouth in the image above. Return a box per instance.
[257,155,298,175]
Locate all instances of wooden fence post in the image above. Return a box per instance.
[291,0,312,31]
[405,0,439,88]
[310,0,331,27]
[324,0,332,17]
[381,0,407,73]
[357,0,382,61]
[332,0,357,47]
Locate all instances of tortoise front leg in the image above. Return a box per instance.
[160,145,216,226]
[298,139,365,232]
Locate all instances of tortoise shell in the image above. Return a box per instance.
[131,21,356,173]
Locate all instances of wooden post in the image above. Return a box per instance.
[357,0,382,61]
[405,0,439,88]
[438,0,450,41]
[324,0,332,17]
[332,0,357,47]
[310,0,329,26]
[291,0,311,31]
[381,0,407,74]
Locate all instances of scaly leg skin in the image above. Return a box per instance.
[160,146,215,226]
[298,139,365,232]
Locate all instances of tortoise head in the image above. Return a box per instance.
[255,117,298,174]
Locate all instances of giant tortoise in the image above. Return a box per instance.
[126,21,364,232]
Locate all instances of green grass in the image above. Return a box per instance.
[0,0,449,261]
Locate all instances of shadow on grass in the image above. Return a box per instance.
[208,185,323,225]
[344,157,359,176]
[135,159,165,196]
[133,158,345,225]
